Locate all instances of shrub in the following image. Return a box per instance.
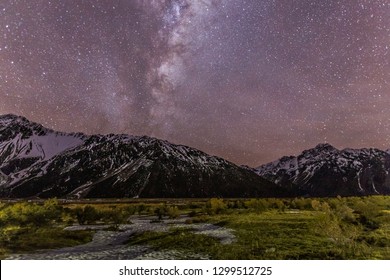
[267,198,285,211]
[334,204,355,223]
[101,209,128,227]
[74,205,100,225]
[137,204,147,215]
[154,204,166,220]
[291,198,312,210]
[245,199,269,213]
[205,198,227,215]
[311,199,322,211]
[166,206,180,219]
[123,206,136,216]
[227,200,246,209]
[43,198,63,222]
[353,200,381,229]
[0,202,61,227]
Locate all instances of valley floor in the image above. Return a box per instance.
[6,216,231,260]
[1,196,390,260]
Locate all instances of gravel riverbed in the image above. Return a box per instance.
[7,215,235,260]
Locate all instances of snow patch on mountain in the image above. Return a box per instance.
[0,132,84,161]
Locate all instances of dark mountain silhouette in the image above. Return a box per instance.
[0,114,284,198]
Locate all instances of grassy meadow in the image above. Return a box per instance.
[0,196,389,259]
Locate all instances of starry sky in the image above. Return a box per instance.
[0,0,389,167]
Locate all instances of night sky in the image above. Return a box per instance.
[0,0,389,166]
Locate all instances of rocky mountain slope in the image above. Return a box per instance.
[2,115,389,198]
[0,114,283,198]
[256,143,390,196]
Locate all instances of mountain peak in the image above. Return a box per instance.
[0,114,29,125]
[0,114,52,140]
[314,143,336,151]
[0,113,22,119]
[300,143,337,157]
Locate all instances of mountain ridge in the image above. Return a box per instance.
[1,114,390,198]
[256,143,390,196]
[0,114,284,198]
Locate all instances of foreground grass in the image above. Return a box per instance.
[130,197,390,259]
[0,227,93,259]
[1,196,389,259]
[214,211,384,259]
[127,211,363,259]
[128,227,222,257]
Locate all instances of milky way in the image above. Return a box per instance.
[0,0,389,166]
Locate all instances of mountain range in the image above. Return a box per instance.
[0,114,284,198]
[0,114,389,198]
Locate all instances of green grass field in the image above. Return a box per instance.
[1,196,389,259]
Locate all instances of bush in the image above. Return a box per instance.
[74,205,100,225]
[245,199,269,213]
[334,204,355,223]
[152,204,180,220]
[101,209,128,227]
[123,206,136,216]
[166,206,180,219]
[137,204,147,215]
[0,202,61,227]
[227,200,246,209]
[154,204,166,220]
[291,198,312,210]
[353,200,381,229]
[204,198,227,215]
[311,199,322,211]
[43,198,63,222]
[267,198,286,211]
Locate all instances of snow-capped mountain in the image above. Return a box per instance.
[256,143,390,196]
[0,115,86,187]
[0,114,283,198]
[3,115,388,198]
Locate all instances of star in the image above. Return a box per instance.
[0,0,389,166]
